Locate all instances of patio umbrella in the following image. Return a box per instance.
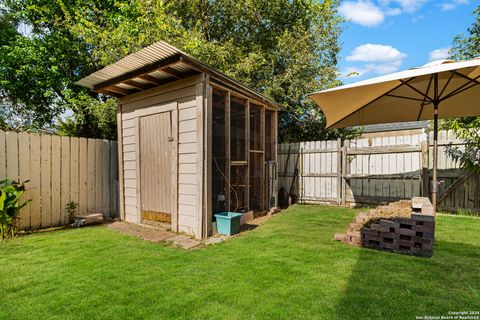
[308,59,480,210]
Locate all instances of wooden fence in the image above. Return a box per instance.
[0,130,119,230]
[279,130,480,211]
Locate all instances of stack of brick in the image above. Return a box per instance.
[334,197,435,257]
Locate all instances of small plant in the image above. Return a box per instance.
[65,201,78,224]
[0,179,31,239]
[455,208,480,217]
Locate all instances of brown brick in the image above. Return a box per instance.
[423,232,434,239]
[398,239,413,247]
[395,218,416,225]
[380,219,400,228]
[411,213,435,222]
[412,237,433,245]
[412,197,431,208]
[414,225,434,233]
[380,232,395,239]
[422,243,433,251]
[362,228,379,236]
[395,228,417,236]
[423,221,435,228]
[421,204,435,215]
[365,234,381,241]
[370,223,390,232]
[421,238,433,245]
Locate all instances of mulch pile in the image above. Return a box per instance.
[347,200,412,232]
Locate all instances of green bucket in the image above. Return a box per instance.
[214,212,243,235]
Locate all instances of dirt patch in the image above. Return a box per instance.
[107,222,176,242]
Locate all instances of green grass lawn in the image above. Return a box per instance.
[0,205,479,320]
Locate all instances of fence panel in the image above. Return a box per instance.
[0,130,119,230]
[279,130,480,211]
[344,132,425,205]
[279,139,340,204]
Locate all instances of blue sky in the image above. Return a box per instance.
[338,0,478,83]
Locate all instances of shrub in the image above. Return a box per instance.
[65,201,78,224]
[0,179,31,239]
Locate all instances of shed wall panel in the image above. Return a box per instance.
[119,80,204,238]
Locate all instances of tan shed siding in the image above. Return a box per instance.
[177,97,200,236]
[118,78,204,237]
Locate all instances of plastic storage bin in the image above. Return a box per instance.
[214,212,243,235]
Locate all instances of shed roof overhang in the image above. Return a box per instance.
[76,41,280,109]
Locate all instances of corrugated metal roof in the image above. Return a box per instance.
[77,41,180,89]
[76,41,280,108]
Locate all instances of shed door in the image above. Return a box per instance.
[140,111,176,223]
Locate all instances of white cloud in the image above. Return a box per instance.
[346,44,407,62]
[429,47,451,61]
[440,0,469,11]
[365,60,403,74]
[343,44,407,78]
[393,0,428,12]
[338,1,385,27]
[385,7,402,16]
[339,0,430,27]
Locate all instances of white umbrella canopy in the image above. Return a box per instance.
[308,58,480,210]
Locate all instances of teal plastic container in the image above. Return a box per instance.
[214,212,243,235]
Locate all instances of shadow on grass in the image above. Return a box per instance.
[334,240,480,320]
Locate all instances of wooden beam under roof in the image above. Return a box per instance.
[161,66,186,79]
[93,54,182,91]
[123,79,152,91]
[137,74,169,86]
[103,85,131,96]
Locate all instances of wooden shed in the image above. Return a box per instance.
[77,41,279,238]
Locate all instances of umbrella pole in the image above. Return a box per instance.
[432,73,439,212]
[432,104,438,211]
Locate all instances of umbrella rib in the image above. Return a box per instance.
[452,70,480,86]
[440,82,478,102]
[438,71,455,99]
[399,79,434,102]
[417,74,434,121]
[385,94,427,102]
[440,72,480,101]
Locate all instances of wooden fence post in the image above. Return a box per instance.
[421,140,429,198]
[299,143,304,203]
[341,140,349,206]
[336,138,342,205]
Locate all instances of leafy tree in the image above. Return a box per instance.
[0,2,114,136]
[1,0,353,142]
[450,7,480,61]
[442,118,480,173]
[445,6,480,172]
[55,92,117,140]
